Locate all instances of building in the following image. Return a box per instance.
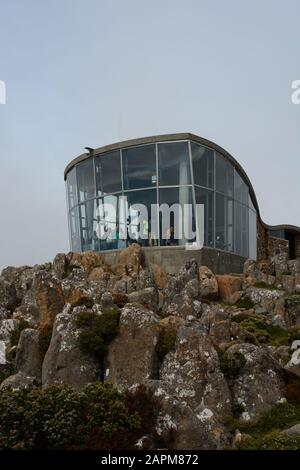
[64,133,300,273]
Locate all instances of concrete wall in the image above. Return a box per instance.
[99,246,247,275]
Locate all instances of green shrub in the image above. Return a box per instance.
[234,402,300,437]
[10,319,30,347]
[76,308,120,363]
[219,350,246,379]
[237,431,300,450]
[0,383,159,450]
[254,281,278,290]
[239,315,290,346]
[235,297,255,309]
[156,329,177,363]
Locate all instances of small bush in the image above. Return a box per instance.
[10,319,30,347]
[235,297,255,309]
[76,308,120,363]
[239,315,290,346]
[219,350,246,379]
[156,329,177,363]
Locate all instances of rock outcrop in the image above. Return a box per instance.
[1,245,300,449]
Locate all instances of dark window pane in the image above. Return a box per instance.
[95,150,122,195]
[125,189,158,247]
[77,159,95,202]
[191,143,214,189]
[216,153,234,197]
[66,167,77,210]
[159,187,195,246]
[158,142,191,186]
[123,145,156,190]
[195,187,214,247]
[234,202,249,257]
[215,193,234,251]
[234,170,248,205]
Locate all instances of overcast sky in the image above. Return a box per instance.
[0,0,299,269]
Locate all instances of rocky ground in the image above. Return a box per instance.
[1,243,300,449]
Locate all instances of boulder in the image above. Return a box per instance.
[216,275,242,304]
[33,270,64,327]
[114,243,144,277]
[160,323,231,419]
[16,328,43,379]
[52,253,68,279]
[0,372,37,390]
[150,264,168,289]
[281,423,300,437]
[42,306,100,390]
[127,287,159,311]
[199,266,218,300]
[105,303,160,390]
[227,343,285,420]
[0,277,17,311]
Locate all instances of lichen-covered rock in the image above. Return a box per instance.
[68,251,103,275]
[105,303,160,390]
[227,343,285,420]
[113,243,144,277]
[0,277,17,312]
[160,323,231,419]
[33,270,64,327]
[16,328,42,379]
[162,261,201,319]
[52,253,68,279]
[150,263,167,289]
[151,381,230,450]
[0,372,38,390]
[216,275,242,304]
[42,306,100,390]
[199,266,218,300]
[0,319,20,348]
[127,287,159,311]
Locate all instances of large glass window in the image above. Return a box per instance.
[159,187,195,246]
[76,159,95,202]
[158,142,191,186]
[215,193,234,251]
[123,145,156,190]
[216,153,234,198]
[66,167,77,210]
[125,189,158,247]
[79,199,98,251]
[234,202,249,257]
[69,206,81,252]
[234,170,248,205]
[95,194,124,250]
[191,143,214,189]
[95,150,122,196]
[195,187,214,248]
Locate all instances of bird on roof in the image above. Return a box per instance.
[84,147,94,153]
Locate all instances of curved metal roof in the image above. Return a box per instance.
[64,132,300,236]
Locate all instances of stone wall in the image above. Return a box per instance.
[268,236,289,259]
[99,246,247,275]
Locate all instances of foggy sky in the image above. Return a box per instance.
[0,0,299,269]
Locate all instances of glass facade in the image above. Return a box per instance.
[66,138,257,259]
